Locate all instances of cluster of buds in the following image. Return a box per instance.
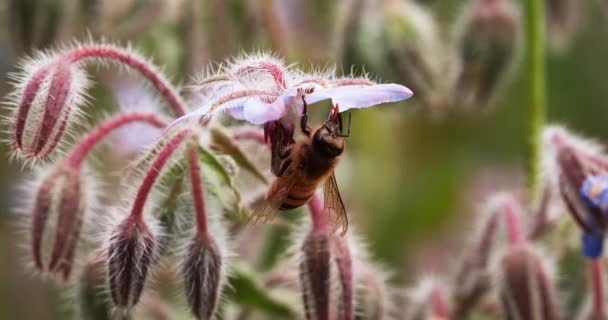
[5,42,186,162]
[452,0,522,111]
[28,112,167,281]
[414,193,562,319]
[342,0,522,114]
[5,42,237,319]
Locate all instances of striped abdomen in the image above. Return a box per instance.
[280,178,323,210]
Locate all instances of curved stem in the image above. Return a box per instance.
[590,258,607,320]
[65,112,167,168]
[525,0,547,201]
[503,201,525,247]
[187,145,208,236]
[308,192,326,231]
[63,44,187,116]
[130,129,193,222]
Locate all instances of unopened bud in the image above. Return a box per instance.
[106,217,157,309]
[404,277,450,320]
[182,234,225,320]
[495,246,560,320]
[9,57,89,160]
[77,252,111,320]
[546,0,583,51]
[557,147,606,236]
[31,166,85,281]
[355,0,443,112]
[299,226,353,320]
[453,0,521,110]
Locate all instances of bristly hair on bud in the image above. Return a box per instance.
[5,52,90,162]
[453,192,508,318]
[352,242,399,320]
[493,245,561,320]
[403,276,451,320]
[76,251,112,320]
[452,0,522,111]
[28,165,86,281]
[106,215,157,310]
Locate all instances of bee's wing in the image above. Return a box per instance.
[323,171,348,236]
[250,162,300,224]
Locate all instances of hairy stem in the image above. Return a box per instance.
[187,145,208,236]
[130,129,192,222]
[65,112,167,168]
[64,44,187,116]
[503,202,525,247]
[308,192,326,231]
[525,0,547,201]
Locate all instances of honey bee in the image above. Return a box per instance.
[251,102,350,235]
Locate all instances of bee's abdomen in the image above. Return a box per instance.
[280,180,319,210]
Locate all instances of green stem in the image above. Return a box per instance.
[525,0,546,201]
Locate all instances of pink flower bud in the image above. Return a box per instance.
[106,216,157,309]
[453,0,521,110]
[182,235,224,320]
[495,246,560,320]
[9,57,89,160]
[299,226,353,320]
[30,166,85,281]
[557,146,605,235]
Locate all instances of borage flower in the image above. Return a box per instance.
[167,53,412,172]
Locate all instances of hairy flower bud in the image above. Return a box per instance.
[30,165,85,281]
[453,0,521,110]
[9,57,89,160]
[353,0,442,112]
[77,252,111,320]
[495,246,560,320]
[558,147,607,235]
[299,226,353,320]
[182,235,225,320]
[546,0,583,51]
[404,277,450,320]
[106,217,157,309]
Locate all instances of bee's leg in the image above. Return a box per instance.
[338,112,351,137]
[277,158,293,177]
[276,145,293,177]
[300,94,312,137]
[270,122,285,176]
[279,145,292,159]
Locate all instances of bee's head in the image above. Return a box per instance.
[312,106,346,157]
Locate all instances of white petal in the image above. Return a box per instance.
[303,84,413,111]
[243,96,288,125]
